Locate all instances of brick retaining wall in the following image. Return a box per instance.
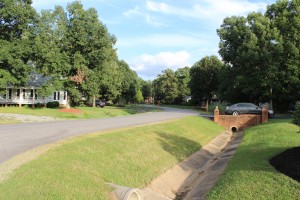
[214,106,268,131]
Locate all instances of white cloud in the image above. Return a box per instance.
[32,0,69,11]
[129,51,191,79]
[117,34,209,48]
[123,6,143,18]
[146,0,267,23]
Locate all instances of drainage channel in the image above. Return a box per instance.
[182,131,244,200]
[109,131,243,200]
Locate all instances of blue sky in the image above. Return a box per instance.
[32,0,276,80]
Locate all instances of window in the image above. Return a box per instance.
[30,89,34,99]
[57,92,60,100]
[54,92,56,100]
[63,92,67,100]
[17,89,20,97]
[23,89,26,99]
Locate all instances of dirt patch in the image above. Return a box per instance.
[270,147,300,182]
[59,108,82,114]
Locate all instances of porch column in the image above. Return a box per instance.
[19,88,22,107]
[5,87,8,107]
[32,88,35,108]
[65,91,70,109]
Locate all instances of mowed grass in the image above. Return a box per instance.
[207,119,300,200]
[0,105,161,120]
[0,116,223,200]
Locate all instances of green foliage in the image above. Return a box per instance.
[217,0,300,107]
[292,101,300,128]
[0,0,38,88]
[175,66,191,103]
[118,60,140,103]
[153,69,179,104]
[140,79,153,99]
[46,101,60,108]
[190,56,224,104]
[134,90,144,103]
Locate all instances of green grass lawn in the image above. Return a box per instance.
[207,119,300,200]
[0,105,161,121]
[0,116,223,200]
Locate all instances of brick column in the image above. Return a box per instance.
[214,106,219,123]
[262,106,268,123]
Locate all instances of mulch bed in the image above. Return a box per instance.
[270,147,300,182]
[59,108,82,114]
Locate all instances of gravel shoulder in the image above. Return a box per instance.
[0,113,60,123]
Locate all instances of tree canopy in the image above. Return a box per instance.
[190,56,224,103]
[217,0,300,109]
[0,0,38,91]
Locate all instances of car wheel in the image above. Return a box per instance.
[232,111,239,115]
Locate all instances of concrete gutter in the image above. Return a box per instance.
[110,130,243,200]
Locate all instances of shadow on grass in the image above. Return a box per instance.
[155,132,201,162]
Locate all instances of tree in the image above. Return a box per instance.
[153,69,179,104]
[0,0,38,91]
[175,66,191,104]
[140,79,153,100]
[33,6,70,100]
[266,0,300,109]
[217,0,300,110]
[118,60,140,104]
[190,56,224,104]
[134,90,144,104]
[35,1,120,106]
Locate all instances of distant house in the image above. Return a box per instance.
[184,95,192,103]
[0,74,68,107]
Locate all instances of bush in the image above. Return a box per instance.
[292,101,300,130]
[46,101,60,108]
[208,102,226,114]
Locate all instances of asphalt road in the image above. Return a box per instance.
[0,107,205,164]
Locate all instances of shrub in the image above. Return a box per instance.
[292,101,300,131]
[46,101,60,108]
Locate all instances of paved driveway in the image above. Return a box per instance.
[0,107,203,164]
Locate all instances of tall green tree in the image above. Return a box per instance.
[266,0,300,108]
[140,79,153,100]
[66,1,120,105]
[217,13,283,103]
[175,66,191,103]
[0,0,38,91]
[118,60,140,104]
[190,56,224,104]
[35,1,120,105]
[217,0,299,109]
[34,6,70,98]
[153,69,179,104]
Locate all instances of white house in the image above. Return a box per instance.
[0,74,68,107]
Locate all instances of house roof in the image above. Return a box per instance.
[6,73,51,88]
[27,73,50,87]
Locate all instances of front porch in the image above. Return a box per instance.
[0,88,67,107]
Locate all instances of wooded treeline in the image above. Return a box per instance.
[1,0,299,110]
[152,0,300,111]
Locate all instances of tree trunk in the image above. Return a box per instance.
[93,95,96,107]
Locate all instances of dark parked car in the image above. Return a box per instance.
[95,100,105,108]
[225,103,274,117]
